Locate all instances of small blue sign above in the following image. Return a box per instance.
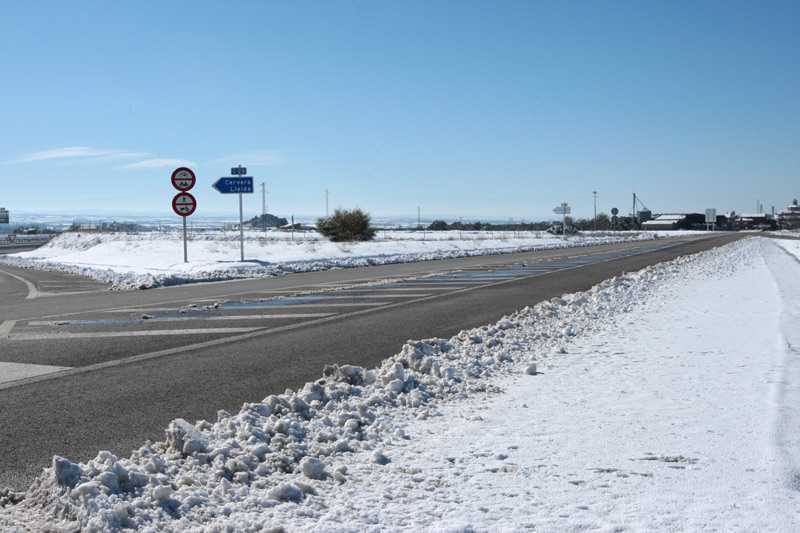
[231,166,247,175]
[213,176,254,194]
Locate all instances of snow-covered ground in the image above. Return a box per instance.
[2,235,800,531]
[0,230,665,289]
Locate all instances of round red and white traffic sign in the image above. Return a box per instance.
[171,167,196,191]
[172,192,197,217]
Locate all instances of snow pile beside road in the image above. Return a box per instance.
[1,237,787,531]
[0,230,661,289]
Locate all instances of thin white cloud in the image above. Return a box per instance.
[119,158,197,170]
[90,151,150,162]
[207,150,284,167]
[7,147,148,164]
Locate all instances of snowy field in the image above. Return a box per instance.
[2,235,800,531]
[0,230,667,289]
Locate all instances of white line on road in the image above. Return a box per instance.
[293,294,431,298]
[157,313,336,321]
[6,328,261,340]
[0,268,38,299]
[0,362,73,384]
[370,286,469,291]
[107,302,391,313]
[27,314,336,326]
[264,302,393,307]
[417,280,489,283]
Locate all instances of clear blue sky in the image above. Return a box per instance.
[1,0,798,222]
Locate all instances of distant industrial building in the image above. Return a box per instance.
[632,202,799,231]
[777,199,800,229]
[641,213,706,231]
[737,213,776,230]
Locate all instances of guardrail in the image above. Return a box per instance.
[0,234,53,252]
[2,234,52,243]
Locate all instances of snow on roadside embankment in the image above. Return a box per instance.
[0,230,661,289]
[2,236,799,531]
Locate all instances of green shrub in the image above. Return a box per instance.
[427,220,448,231]
[316,208,376,242]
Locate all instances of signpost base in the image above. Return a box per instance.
[239,193,244,261]
[183,217,188,263]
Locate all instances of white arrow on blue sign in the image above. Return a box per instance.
[212,177,254,194]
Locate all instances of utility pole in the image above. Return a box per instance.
[593,191,597,232]
[417,207,421,229]
[324,189,329,218]
[261,182,267,235]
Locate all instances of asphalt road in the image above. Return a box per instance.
[0,233,748,490]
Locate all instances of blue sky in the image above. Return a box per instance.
[1,0,798,222]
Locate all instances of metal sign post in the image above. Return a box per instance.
[239,193,244,261]
[553,203,571,237]
[213,166,254,261]
[171,168,197,262]
[705,208,717,231]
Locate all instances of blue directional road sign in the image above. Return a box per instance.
[231,166,247,175]
[212,176,254,194]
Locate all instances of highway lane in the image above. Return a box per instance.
[0,236,739,322]
[0,233,748,490]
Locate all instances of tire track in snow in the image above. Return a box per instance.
[766,240,800,491]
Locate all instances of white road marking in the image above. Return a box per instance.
[0,268,38,299]
[254,289,310,293]
[6,328,261,340]
[0,320,17,335]
[267,302,392,307]
[418,279,488,283]
[108,307,225,312]
[373,286,468,291]
[110,302,391,312]
[0,362,73,384]
[27,314,336,326]
[293,293,431,298]
[193,313,335,319]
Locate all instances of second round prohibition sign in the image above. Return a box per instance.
[172,192,197,217]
